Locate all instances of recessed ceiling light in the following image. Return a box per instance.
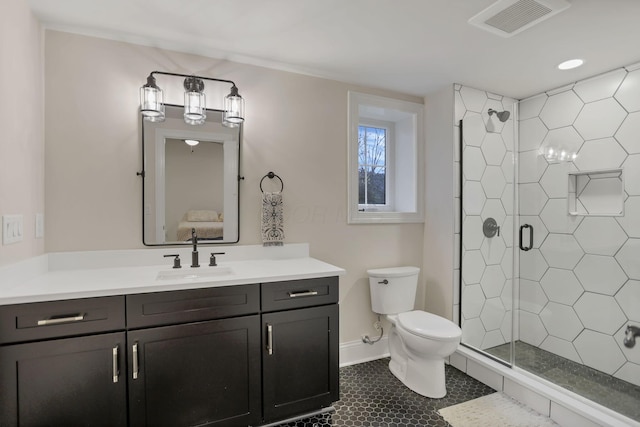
[558,59,584,70]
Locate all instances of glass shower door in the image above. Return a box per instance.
[459,103,516,366]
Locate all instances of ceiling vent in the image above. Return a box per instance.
[469,0,570,37]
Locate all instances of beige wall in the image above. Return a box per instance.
[43,31,426,342]
[0,0,45,266]
[423,86,455,321]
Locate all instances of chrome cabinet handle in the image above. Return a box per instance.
[112,346,119,383]
[37,313,85,326]
[132,343,139,380]
[267,324,273,356]
[287,290,318,298]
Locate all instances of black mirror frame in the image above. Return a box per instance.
[138,104,242,246]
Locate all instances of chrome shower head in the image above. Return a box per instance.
[488,108,510,122]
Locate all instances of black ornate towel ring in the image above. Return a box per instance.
[260,171,284,193]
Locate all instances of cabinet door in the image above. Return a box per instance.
[262,304,339,422]
[0,332,127,426]
[128,316,261,427]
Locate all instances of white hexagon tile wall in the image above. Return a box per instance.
[456,62,640,388]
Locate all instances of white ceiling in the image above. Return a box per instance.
[27,0,640,99]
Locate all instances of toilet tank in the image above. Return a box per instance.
[367,266,420,314]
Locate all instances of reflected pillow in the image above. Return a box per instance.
[186,210,219,222]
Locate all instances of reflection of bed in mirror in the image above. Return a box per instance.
[177,210,223,241]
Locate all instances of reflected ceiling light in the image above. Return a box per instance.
[139,71,245,126]
[184,138,199,153]
[557,59,584,70]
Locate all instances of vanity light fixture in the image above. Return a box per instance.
[223,85,245,127]
[183,76,206,125]
[139,71,245,126]
[140,75,165,122]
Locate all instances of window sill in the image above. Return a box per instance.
[348,210,424,224]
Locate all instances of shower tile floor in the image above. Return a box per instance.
[485,340,640,422]
[273,358,495,427]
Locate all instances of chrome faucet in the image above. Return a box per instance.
[191,228,200,268]
[624,325,640,348]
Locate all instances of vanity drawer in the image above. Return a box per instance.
[261,276,338,312]
[0,296,125,344]
[126,284,260,329]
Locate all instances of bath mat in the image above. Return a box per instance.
[438,392,558,427]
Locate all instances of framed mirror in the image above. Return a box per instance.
[141,105,241,245]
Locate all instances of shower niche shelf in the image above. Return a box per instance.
[568,168,624,216]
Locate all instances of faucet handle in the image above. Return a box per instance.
[163,254,181,269]
[209,252,226,267]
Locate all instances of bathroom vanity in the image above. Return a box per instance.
[0,245,342,427]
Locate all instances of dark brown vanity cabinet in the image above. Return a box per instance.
[126,285,262,427]
[0,276,339,427]
[0,297,128,426]
[261,277,340,422]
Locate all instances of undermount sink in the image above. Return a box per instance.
[156,267,233,281]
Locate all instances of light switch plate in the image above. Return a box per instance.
[2,214,24,245]
[35,213,44,238]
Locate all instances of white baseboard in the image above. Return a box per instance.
[339,337,389,367]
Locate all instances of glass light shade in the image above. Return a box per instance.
[223,87,245,125]
[184,91,206,125]
[140,85,165,122]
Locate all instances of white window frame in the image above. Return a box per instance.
[348,91,424,224]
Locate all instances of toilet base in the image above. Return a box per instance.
[389,356,447,399]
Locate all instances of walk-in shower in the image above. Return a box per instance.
[458,66,640,424]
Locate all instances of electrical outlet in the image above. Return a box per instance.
[35,213,44,238]
[2,215,24,245]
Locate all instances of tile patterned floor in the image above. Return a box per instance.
[274,358,495,427]
[485,340,640,422]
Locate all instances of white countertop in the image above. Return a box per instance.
[0,244,345,306]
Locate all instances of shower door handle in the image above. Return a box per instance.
[519,224,533,251]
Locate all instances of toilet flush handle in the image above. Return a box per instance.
[378,279,389,285]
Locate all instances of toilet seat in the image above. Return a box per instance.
[397,310,461,341]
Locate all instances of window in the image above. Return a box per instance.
[348,92,424,224]
[358,124,392,209]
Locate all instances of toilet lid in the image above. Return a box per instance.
[397,311,461,340]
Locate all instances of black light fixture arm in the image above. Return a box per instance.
[148,71,238,90]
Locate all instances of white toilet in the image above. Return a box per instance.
[368,266,461,398]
